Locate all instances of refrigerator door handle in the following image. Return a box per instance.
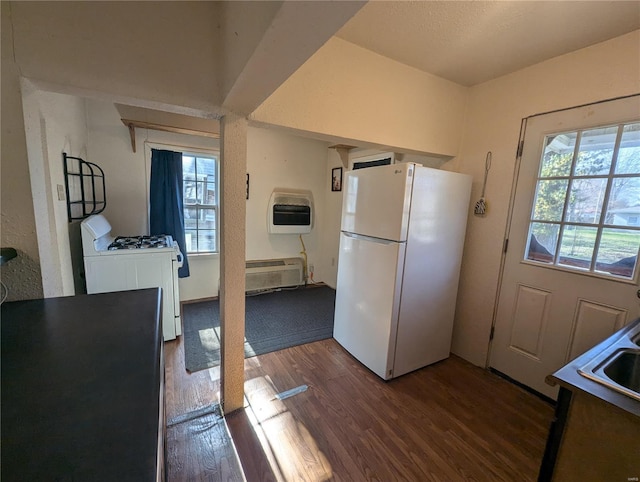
[342,231,399,245]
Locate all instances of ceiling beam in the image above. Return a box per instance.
[221,1,366,115]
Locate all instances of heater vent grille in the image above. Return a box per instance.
[245,257,304,292]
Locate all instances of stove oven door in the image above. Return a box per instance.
[84,252,178,341]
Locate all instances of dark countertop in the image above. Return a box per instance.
[1,288,163,481]
[548,317,640,417]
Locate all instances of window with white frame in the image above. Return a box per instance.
[526,121,640,279]
[182,154,218,254]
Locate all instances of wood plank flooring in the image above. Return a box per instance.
[165,334,554,481]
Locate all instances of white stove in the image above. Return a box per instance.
[80,214,183,341]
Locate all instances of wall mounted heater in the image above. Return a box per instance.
[245,257,304,292]
[268,190,313,234]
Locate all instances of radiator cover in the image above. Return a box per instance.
[245,257,304,292]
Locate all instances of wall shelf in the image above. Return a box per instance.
[121,118,220,153]
[63,153,106,222]
[329,144,357,168]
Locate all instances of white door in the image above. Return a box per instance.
[333,232,406,379]
[490,96,640,399]
[341,163,414,241]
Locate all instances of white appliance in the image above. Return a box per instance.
[80,214,183,341]
[349,151,395,170]
[267,189,314,234]
[333,163,471,380]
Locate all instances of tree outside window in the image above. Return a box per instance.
[526,122,640,279]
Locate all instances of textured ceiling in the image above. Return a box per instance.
[336,1,640,86]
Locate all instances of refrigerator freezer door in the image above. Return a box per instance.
[333,232,405,379]
[341,163,414,242]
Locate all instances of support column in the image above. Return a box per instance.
[219,113,247,415]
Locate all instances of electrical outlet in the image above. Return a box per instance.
[309,264,314,274]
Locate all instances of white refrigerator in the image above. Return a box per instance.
[333,162,471,380]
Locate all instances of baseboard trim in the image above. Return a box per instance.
[179,282,329,306]
[489,368,556,406]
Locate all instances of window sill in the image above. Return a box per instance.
[186,252,219,259]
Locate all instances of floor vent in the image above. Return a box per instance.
[245,257,304,292]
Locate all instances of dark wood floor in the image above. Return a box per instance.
[165,333,554,481]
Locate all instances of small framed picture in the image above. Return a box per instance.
[331,167,343,192]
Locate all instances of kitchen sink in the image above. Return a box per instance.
[578,322,640,402]
[603,351,640,393]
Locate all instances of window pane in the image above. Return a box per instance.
[532,180,568,221]
[183,156,196,176]
[199,208,216,229]
[615,123,640,174]
[558,225,597,270]
[525,121,639,280]
[540,133,576,177]
[197,230,216,252]
[526,223,560,263]
[574,127,617,176]
[182,154,218,253]
[184,177,197,204]
[204,181,216,206]
[197,157,216,179]
[184,230,197,252]
[595,228,640,279]
[184,208,198,229]
[565,178,607,223]
[606,177,640,226]
[196,181,207,204]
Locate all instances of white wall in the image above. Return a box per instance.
[449,30,640,367]
[21,88,88,297]
[186,124,331,300]
[39,92,88,296]
[246,126,329,268]
[87,100,220,301]
[218,1,283,100]
[10,2,223,116]
[318,149,345,288]
[252,37,468,158]
[0,2,42,300]
[85,99,332,301]
[86,100,221,236]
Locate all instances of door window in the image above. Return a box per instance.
[525,122,640,280]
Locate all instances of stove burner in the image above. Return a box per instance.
[107,235,171,250]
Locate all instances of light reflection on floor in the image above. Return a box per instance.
[200,335,332,481]
[240,376,333,482]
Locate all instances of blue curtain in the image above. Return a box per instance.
[149,149,190,277]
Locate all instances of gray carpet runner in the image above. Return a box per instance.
[182,285,336,373]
